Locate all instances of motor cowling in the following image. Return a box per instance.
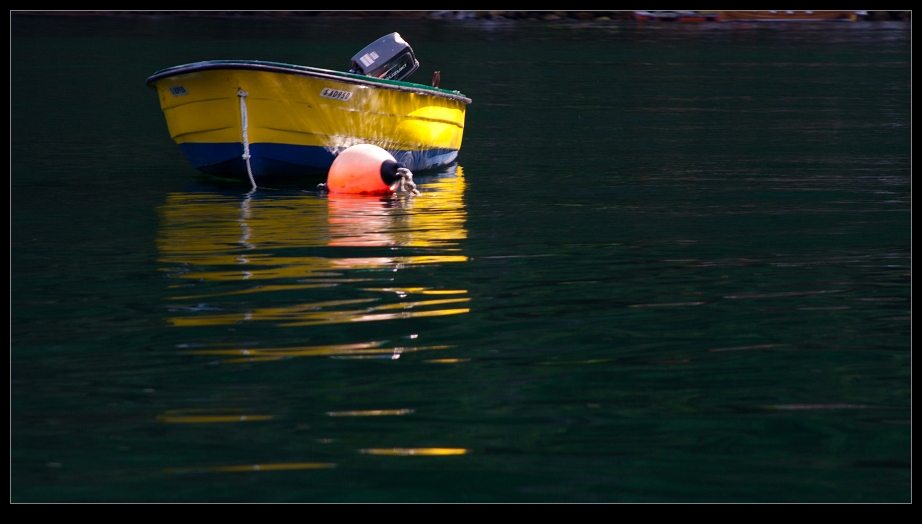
[348,32,420,82]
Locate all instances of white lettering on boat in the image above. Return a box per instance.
[382,62,408,80]
[320,88,353,101]
[169,86,188,96]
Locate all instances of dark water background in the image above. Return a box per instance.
[11,15,911,502]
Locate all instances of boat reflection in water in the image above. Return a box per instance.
[157,166,469,342]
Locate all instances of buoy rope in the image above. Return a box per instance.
[238,88,257,191]
[315,166,420,196]
[396,168,421,196]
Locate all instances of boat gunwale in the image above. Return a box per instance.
[145,60,472,104]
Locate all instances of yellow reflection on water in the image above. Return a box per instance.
[187,341,452,363]
[325,170,467,248]
[165,255,468,282]
[364,287,468,295]
[157,167,470,327]
[173,283,337,300]
[168,298,470,327]
[279,298,470,327]
[156,408,274,424]
[360,448,468,456]
[157,167,467,271]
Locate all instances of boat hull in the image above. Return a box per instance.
[177,142,460,178]
[146,61,470,179]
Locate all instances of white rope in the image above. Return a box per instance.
[238,88,257,190]
[396,167,421,196]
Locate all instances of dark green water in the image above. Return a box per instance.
[11,15,911,502]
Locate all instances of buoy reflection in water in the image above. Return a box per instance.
[156,166,469,328]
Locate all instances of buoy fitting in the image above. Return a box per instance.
[320,144,419,196]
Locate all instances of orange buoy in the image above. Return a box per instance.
[323,144,404,195]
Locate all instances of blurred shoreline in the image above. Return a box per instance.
[11,10,912,22]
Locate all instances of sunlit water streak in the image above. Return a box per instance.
[157,167,469,331]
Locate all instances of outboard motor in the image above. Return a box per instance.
[348,32,420,82]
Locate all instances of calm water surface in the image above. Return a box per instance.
[11,15,911,502]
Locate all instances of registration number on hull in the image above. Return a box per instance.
[320,88,353,101]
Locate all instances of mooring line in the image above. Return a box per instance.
[238,88,257,191]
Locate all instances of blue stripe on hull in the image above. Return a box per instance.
[178,142,458,179]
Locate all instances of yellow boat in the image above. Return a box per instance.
[146,44,471,180]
